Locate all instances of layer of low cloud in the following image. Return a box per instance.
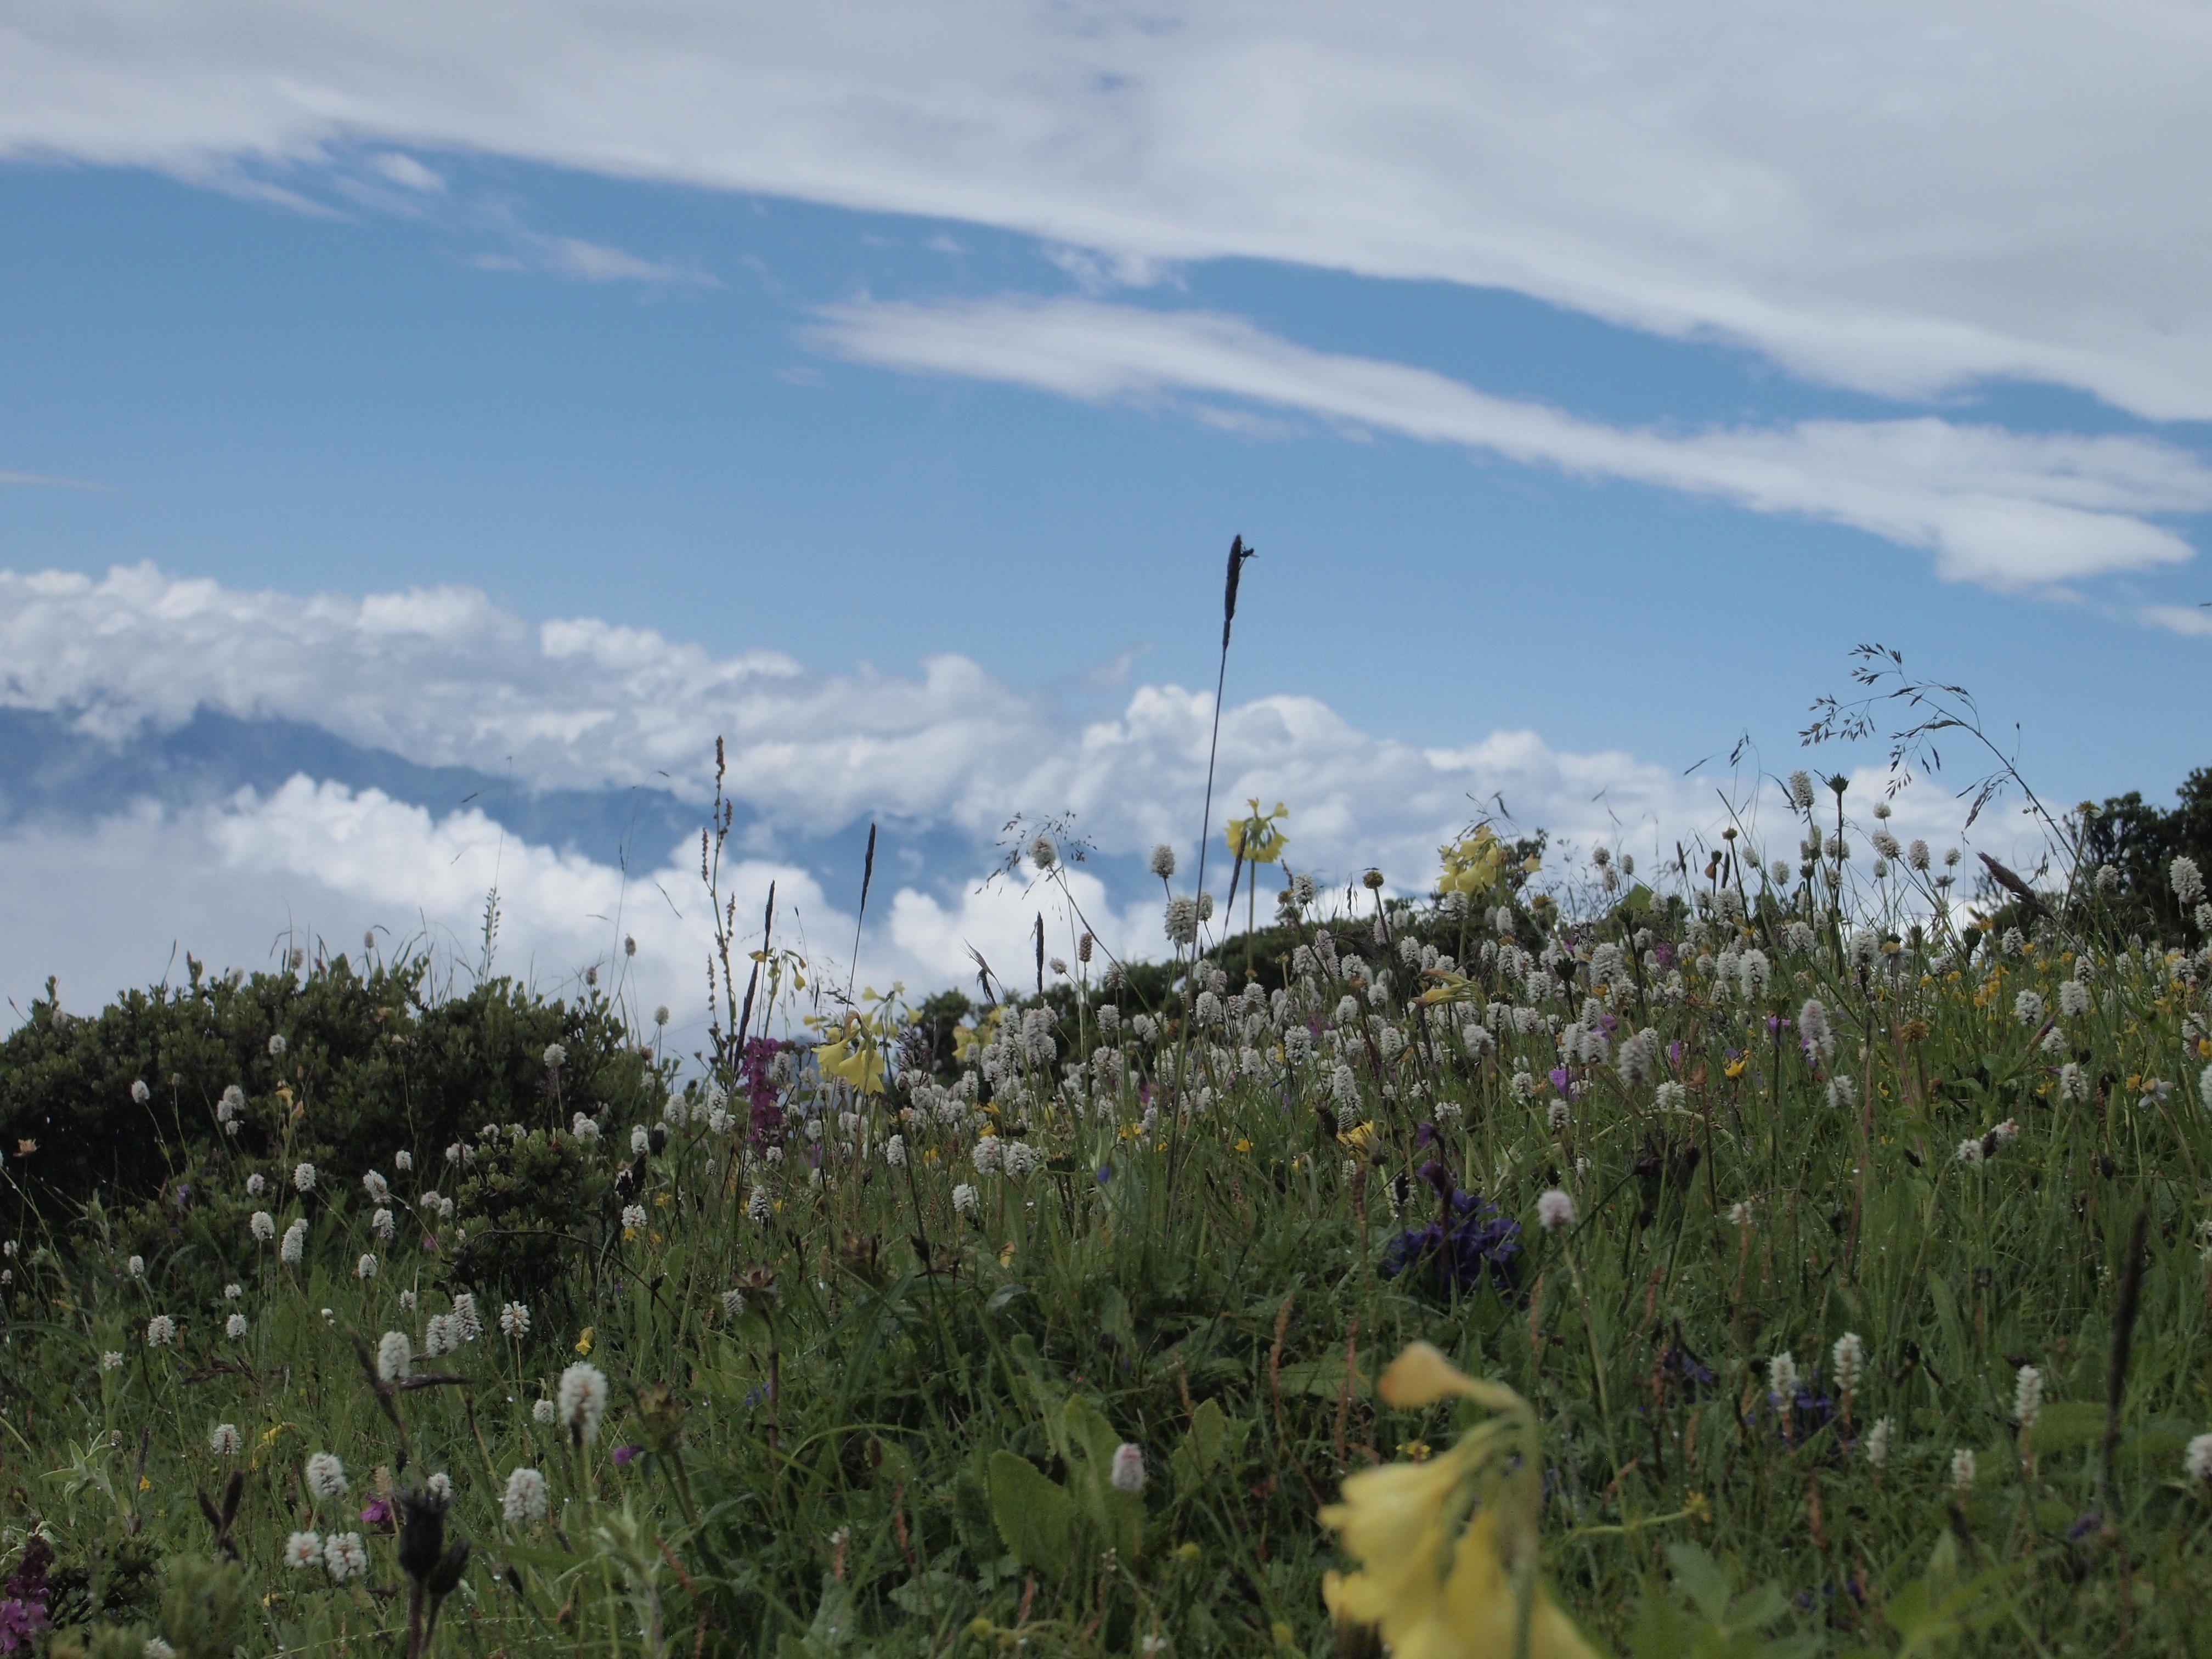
[7,3,2212,417]
[0,563,2000,1029]
[0,563,1716,870]
[814,297,2212,591]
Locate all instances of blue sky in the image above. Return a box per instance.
[2,2,2208,1030]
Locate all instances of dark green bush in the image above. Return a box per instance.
[0,952,665,1292]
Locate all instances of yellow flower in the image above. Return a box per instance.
[998,1241,1015,1267]
[1723,1056,1748,1081]
[1226,798,1291,865]
[574,1327,594,1355]
[1437,828,1505,898]
[1235,1137,1253,1153]
[1338,1121,1379,1157]
[1322,1345,1600,1659]
[815,1015,887,1094]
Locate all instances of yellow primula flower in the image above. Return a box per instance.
[1437,828,1505,898]
[1226,798,1291,866]
[1338,1121,1379,1157]
[574,1327,594,1356]
[1321,1344,1600,1659]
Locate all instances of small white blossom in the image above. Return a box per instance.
[543,1042,568,1068]
[1536,1189,1577,1232]
[885,1133,907,1167]
[423,1313,460,1357]
[2014,1364,2044,1432]
[1832,1333,1864,1397]
[127,1254,145,1278]
[246,1173,266,1197]
[268,1033,287,1057]
[372,1207,395,1240]
[223,1283,242,1300]
[377,1330,413,1382]
[209,1423,242,1455]
[748,1186,773,1224]
[570,1113,600,1141]
[2012,990,2045,1026]
[453,1293,482,1341]
[145,1314,177,1347]
[631,1125,651,1155]
[323,1532,368,1582]
[294,1162,317,1192]
[720,1289,747,1320]
[393,1149,414,1172]
[1949,1448,1977,1493]
[426,1471,453,1502]
[357,1254,379,1279]
[1149,844,1177,879]
[558,1361,609,1442]
[500,1301,531,1338]
[285,1531,323,1568]
[504,1466,550,1522]
[2186,1433,2212,1483]
[621,1204,647,1231]
[951,1182,979,1217]
[306,1452,349,1502]
[226,1313,248,1339]
[281,1218,308,1265]
[1956,1138,1986,1167]
[1866,1418,1894,1468]
[1109,1442,1146,1493]
[1769,1352,1799,1405]
[100,1351,124,1371]
[533,1398,558,1425]
[250,1210,275,1242]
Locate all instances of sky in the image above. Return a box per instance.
[1,0,2207,1042]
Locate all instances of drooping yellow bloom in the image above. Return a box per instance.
[814,1013,887,1095]
[1320,1342,1600,1659]
[1436,829,1505,898]
[1226,798,1290,865]
[1338,1121,1379,1157]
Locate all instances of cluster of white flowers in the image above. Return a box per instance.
[620,1204,648,1231]
[1832,1332,1864,1397]
[377,1330,413,1382]
[305,1452,348,1502]
[500,1301,531,1338]
[504,1465,550,1522]
[558,1362,609,1442]
[226,1313,249,1339]
[145,1314,177,1347]
[323,1532,368,1582]
[209,1423,242,1456]
[280,1217,308,1264]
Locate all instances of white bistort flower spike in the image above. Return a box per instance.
[1536,1189,1577,1232]
[504,1465,550,1522]
[285,1531,322,1568]
[558,1361,609,1443]
[306,1452,348,1502]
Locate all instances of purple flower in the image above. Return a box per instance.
[1413,1120,1438,1151]
[1548,1066,1571,1094]
[1095,1163,1115,1185]
[1667,1039,1684,1065]
[360,1497,392,1528]
[0,1599,48,1654]
[739,1036,787,1145]
[1381,1172,1521,1301]
[612,1446,644,1467]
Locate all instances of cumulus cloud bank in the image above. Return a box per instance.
[0,564,1988,1029]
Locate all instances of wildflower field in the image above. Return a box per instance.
[5,752,2212,1657]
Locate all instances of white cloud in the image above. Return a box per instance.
[2137,603,2212,640]
[0,564,1717,875]
[533,235,713,286]
[812,297,2212,590]
[5,3,2212,415]
[1,565,2025,1026]
[367,150,442,192]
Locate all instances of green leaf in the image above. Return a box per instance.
[2027,1400,2104,1455]
[987,1450,1074,1580]
[1188,1398,1227,1476]
[1274,1357,1374,1400]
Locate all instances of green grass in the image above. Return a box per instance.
[5,828,2212,1658]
